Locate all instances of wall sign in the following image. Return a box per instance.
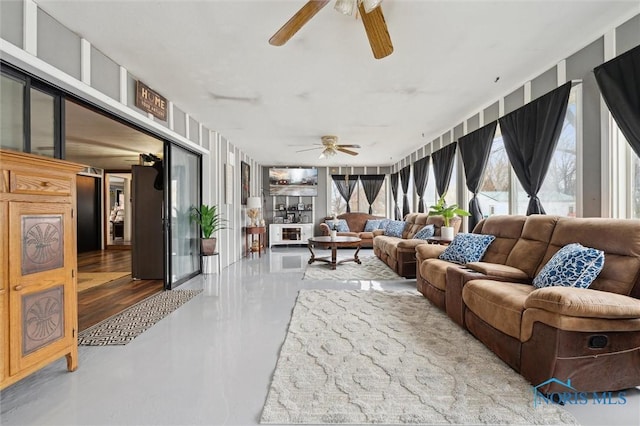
[135,81,167,121]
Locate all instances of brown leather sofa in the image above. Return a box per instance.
[373,213,461,278]
[318,212,386,248]
[415,215,640,393]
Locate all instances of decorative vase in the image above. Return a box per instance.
[201,237,217,255]
[441,226,454,241]
[330,230,337,240]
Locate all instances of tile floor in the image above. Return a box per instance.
[1,248,639,425]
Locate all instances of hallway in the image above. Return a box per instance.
[2,248,639,425]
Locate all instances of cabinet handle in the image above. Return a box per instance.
[14,285,23,291]
[41,181,50,187]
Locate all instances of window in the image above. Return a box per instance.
[0,73,25,151]
[612,124,640,219]
[477,128,510,216]
[330,177,387,216]
[30,88,56,158]
[443,156,457,207]
[515,86,578,216]
[425,161,437,209]
[633,152,640,219]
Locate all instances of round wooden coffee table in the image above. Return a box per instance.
[307,236,362,270]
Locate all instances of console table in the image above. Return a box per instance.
[269,223,313,248]
[245,226,265,256]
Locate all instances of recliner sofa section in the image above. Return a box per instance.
[415,215,640,393]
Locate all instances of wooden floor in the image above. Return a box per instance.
[77,250,164,331]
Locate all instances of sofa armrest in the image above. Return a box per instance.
[466,262,529,282]
[524,287,640,319]
[372,229,385,237]
[397,239,428,250]
[319,222,330,236]
[415,244,447,261]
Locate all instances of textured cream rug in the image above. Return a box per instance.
[303,255,404,281]
[77,271,131,292]
[261,290,577,424]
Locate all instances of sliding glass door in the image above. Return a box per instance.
[166,143,201,288]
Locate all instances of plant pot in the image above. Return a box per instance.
[441,226,454,241]
[330,230,337,240]
[201,237,217,255]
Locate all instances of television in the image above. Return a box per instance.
[269,167,318,196]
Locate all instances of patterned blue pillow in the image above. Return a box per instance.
[378,219,390,230]
[364,219,383,232]
[533,243,605,289]
[325,219,350,232]
[438,233,496,264]
[384,220,406,237]
[413,224,435,240]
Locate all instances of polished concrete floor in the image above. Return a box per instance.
[1,248,639,425]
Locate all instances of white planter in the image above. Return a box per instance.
[441,226,454,241]
[330,230,337,240]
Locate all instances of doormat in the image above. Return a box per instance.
[78,289,202,346]
[77,271,131,292]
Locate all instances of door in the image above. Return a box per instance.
[76,175,101,253]
[166,144,201,288]
[8,202,75,374]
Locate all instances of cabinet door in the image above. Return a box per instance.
[8,202,76,375]
[0,202,6,383]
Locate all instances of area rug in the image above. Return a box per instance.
[78,289,202,346]
[260,290,577,425]
[77,271,131,292]
[302,255,404,281]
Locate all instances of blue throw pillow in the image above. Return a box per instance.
[438,233,496,264]
[378,219,390,230]
[384,220,406,237]
[325,219,350,232]
[413,224,435,240]
[364,219,382,232]
[533,243,605,289]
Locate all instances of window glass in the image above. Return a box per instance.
[30,88,55,157]
[478,128,510,216]
[444,156,457,207]
[425,161,437,210]
[0,73,25,152]
[633,152,640,219]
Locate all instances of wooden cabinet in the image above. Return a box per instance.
[0,149,84,390]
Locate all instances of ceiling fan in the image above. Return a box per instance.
[297,135,361,158]
[269,0,393,59]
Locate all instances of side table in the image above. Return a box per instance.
[246,226,266,256]
[202,252,221,274]
[426,236,452,245]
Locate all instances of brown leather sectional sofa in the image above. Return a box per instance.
[415,214,640,393]
[373,213,461,278]
[318,212,385,248]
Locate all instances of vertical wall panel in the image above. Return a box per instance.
[188,116,199,143]
[484,102,500,123]
[567,37,604,217]
[0,0,23,48]
[616,14,640,55]
[37,9,81,79]
[531,66,558,100]
[90,47,119,101]
[453,124,464,141]
[173,107,186,137]
[467,114,480,133]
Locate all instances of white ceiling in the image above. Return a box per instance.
[36,0,639,168]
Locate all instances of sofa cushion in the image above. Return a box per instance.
[463,280,535,339]
[533,243,605,289]
[466,262,529,281]
[421,258,457,291]
[364,219,383,232]
[473,215,526,265]
[439,233,496,264]
[384,220,406,237]
[524,286,640,319]
[413,224,435,240]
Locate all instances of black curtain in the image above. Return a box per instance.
[390,172,400,219]
[399,165,411,218]
[332,175,357,212]
[360,175,385,214]
[413,156,430,213]
[432,142,457,198]
[499,82,572,215]
[594,45,640,158]
[459,121,498,230]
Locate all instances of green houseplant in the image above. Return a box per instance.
[190,204,228,255]
[428,194,470,240]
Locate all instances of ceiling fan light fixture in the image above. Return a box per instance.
[361,0,382,13]
[334,0,357,16]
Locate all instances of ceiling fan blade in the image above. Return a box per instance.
[296,147,322,152]
[337,144,361,149]
[337,147,359,156]
[358,3,393,59]
[269,0,331,46]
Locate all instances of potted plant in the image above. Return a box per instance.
[190,204,228,255]
[428,194,470,240]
